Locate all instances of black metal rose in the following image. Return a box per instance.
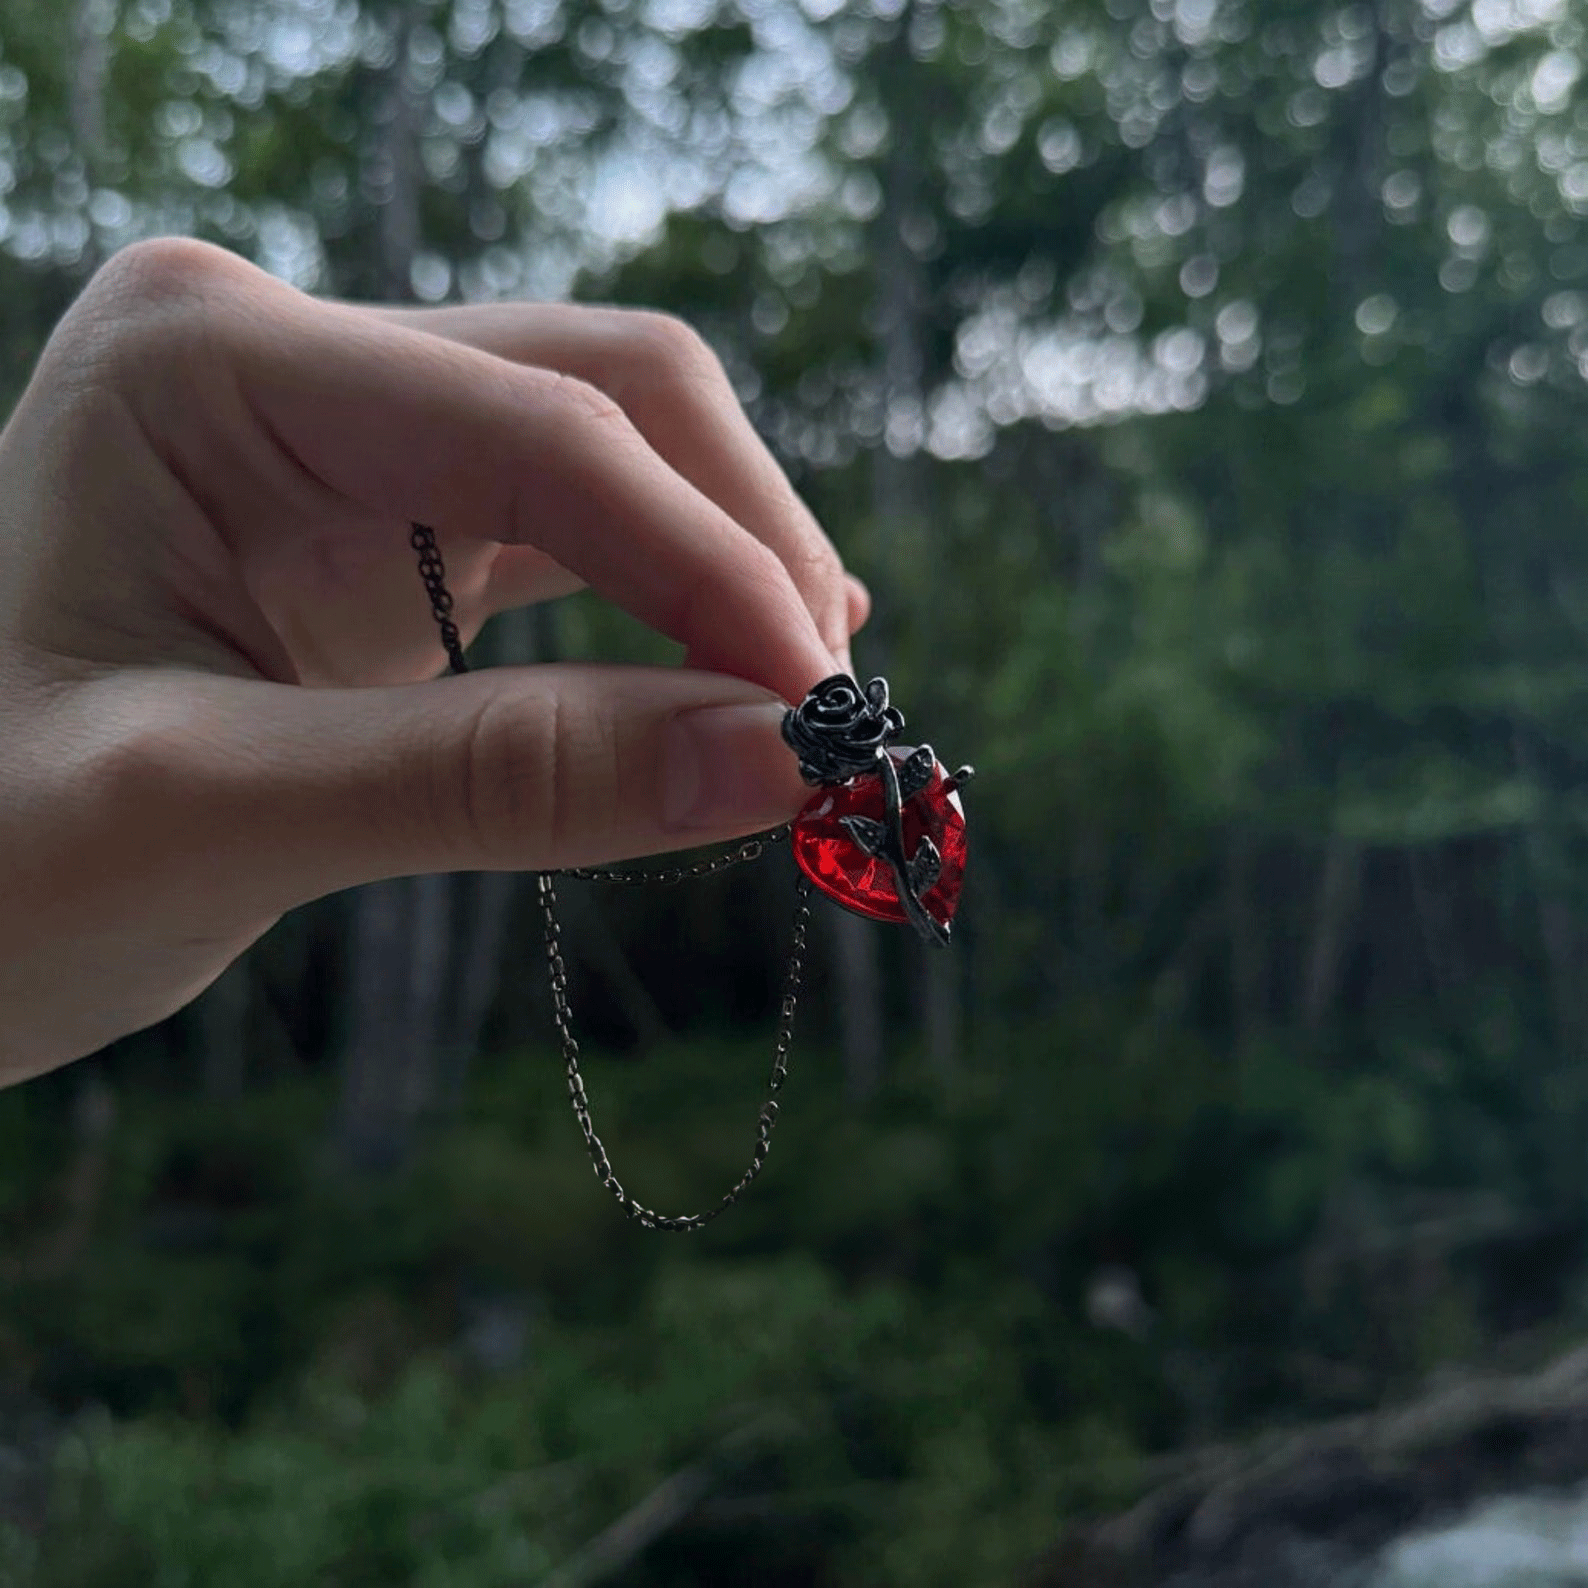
[782,674,905,786]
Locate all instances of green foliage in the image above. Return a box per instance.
[7,993,1580,1581]
[0,1060,1156,1587]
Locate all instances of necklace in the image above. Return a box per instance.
[411,523,973,1231]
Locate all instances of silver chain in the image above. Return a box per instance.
[411,522,811,1232]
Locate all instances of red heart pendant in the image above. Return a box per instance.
[791,746,967,931]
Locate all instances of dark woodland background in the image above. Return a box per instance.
[5,0,1588,1582]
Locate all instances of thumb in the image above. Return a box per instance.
[84,664,811,911]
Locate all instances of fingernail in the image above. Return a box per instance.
[663,702,806,831]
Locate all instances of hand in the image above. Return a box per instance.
[0,237,869,1085]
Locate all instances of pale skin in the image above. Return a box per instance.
[0,237,870,1088]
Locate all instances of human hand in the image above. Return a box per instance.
[0,238,869,1085]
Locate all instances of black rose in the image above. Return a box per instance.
[782,674,905,785]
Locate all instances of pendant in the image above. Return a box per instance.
[782,675,973,947]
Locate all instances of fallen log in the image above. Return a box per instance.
[1025,1340,1588,1587]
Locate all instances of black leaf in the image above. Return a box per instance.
[841,815,887,856]
[898,745,935,801]
[908,835,941,895]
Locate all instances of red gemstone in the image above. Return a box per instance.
[791,747,967,928]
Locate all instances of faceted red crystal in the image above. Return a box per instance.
[791,747,967,928]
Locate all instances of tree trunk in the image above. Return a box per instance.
[0,1074,116,1283]
[853,12,952,1087]
[335,2,453,1168]
[435,870,519,1108]
[198,957,250,1100]
[1226,828,1264,1048]
[374,2,423,300]
[71,0,110,190]
[1302,834,1361,1033]
[1406,846,1459,1027]
[1512,726,1582,1059]
[337,877,437,1167]
[920,938,959,1082]
[831,907,885,1102]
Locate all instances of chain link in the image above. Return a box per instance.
[411,523,470,677]
[411,522,810,1231]
[561,826,790,885]
[539,870,811,1231]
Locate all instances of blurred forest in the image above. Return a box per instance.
[5,0,1588,1582]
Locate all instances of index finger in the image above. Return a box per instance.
[125,245,840,704]
[355,302,855,667]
